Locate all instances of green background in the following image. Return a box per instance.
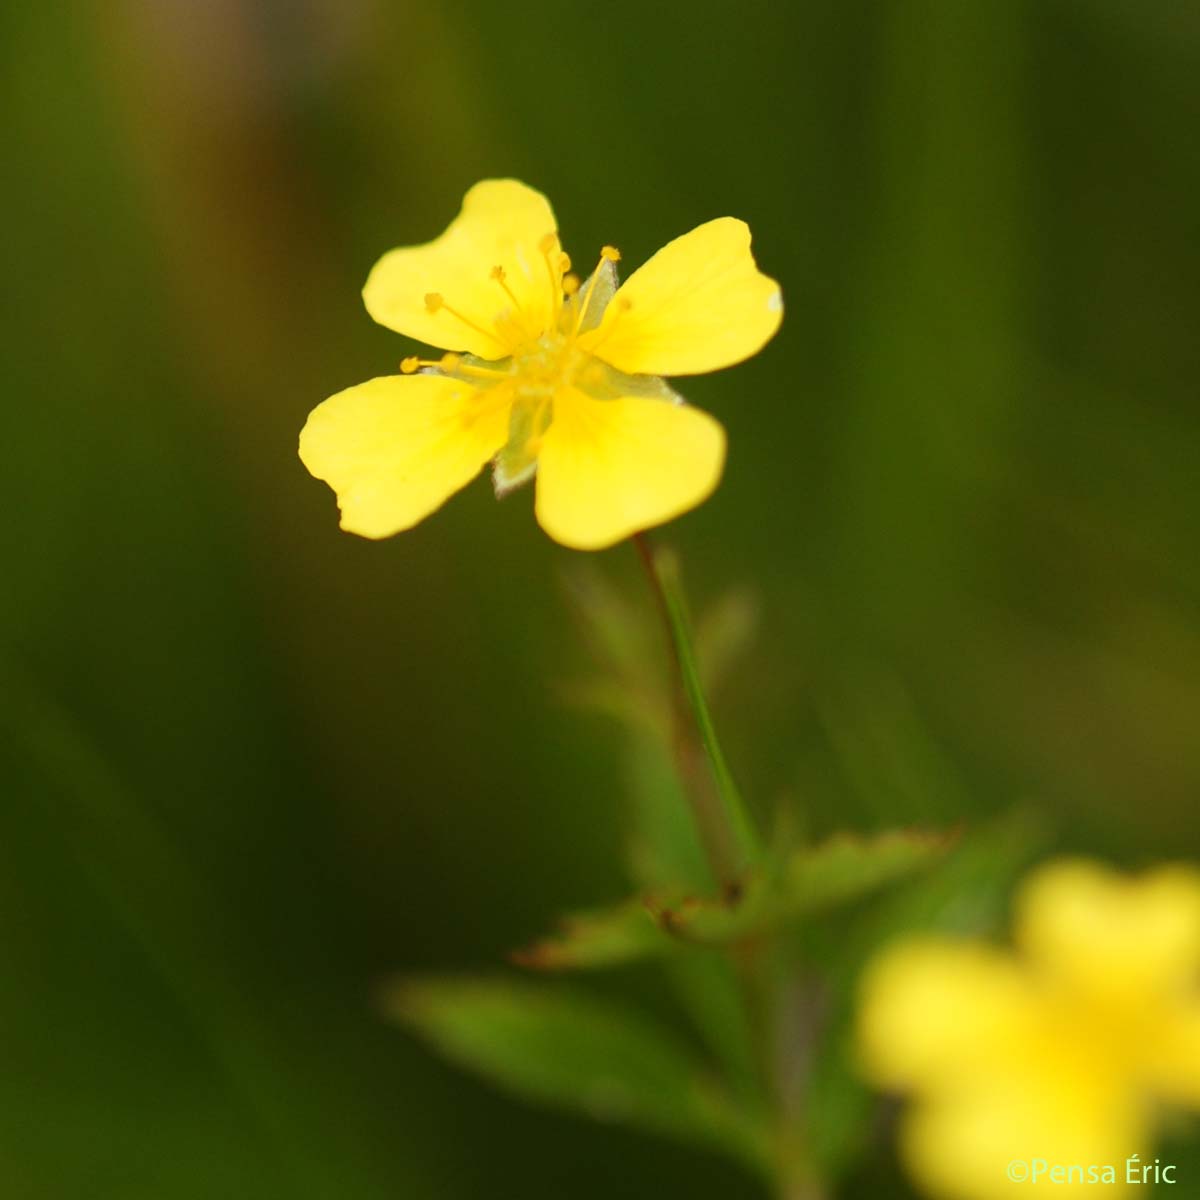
[3,1,1198,1196]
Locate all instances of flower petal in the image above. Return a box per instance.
[857,938,1038,1091]
[1015,860,1200,1002]
[578,217,782,376]
[1144,1003,1200,1107]
[902,1083,1144,1200]
[363,179,562,359]
[534,389,725,550]
[299,374,510,538]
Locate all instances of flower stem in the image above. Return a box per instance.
[633,531,760,888]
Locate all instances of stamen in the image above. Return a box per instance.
[401,354,453,374]
[571,245,622,338]
[440,351,513,382]
[537,232,566,319]
[562,273,580,296]
[399,351,510,382]
[490,264,525,314]
[423,291,500,344]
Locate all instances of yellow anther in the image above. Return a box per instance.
[570,247,623,339]
[490,265,506,281]
[424,292,443,313]
[440,352,462,372]
[562,273,580,296]
[559,253,572,273]
[400,356,421,374]
[538,232,558,254]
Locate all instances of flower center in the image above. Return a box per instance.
[510,331,588,396]
[399,244,643,497]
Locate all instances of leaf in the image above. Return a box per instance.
[790,826,961,911]
[557,564,759,895]
[695,587,759,696]
[558,565,668,737]
[651,828,959,945]
[510,899,672,970]
[798,811,1048,1183]
[383,976,770,1173]
[515,829,956,974]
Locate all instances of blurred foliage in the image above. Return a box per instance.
[385,975,771,1171]
[3,0,1199,1197]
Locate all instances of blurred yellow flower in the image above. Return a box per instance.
[300,179,782,550]
[858,859,1200,1199]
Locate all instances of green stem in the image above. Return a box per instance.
[632,536,827,1199]
[633,532,760,887]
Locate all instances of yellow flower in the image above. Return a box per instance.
[299,179,782,550]
[858,859,1200,1199]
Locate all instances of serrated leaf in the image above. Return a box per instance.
[516,830,956,973]
[511,899,672,970]
[786,827,961,914]
[797,811,1048,1183]
[383,976,770,1172]
[652,829,958,945]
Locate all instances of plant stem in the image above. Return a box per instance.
[632,531,760,888]
[633,535,826,1200]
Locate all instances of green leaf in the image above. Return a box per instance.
[694,587,759,696]
[515,830,956,972]
[650,828,958,945]
[798,812,1048,1183]
[383,976,770,1173]
[510,899,671,970]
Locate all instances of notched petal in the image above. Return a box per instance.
[580,217,782,377]
[299,374,511,538]
[363,179,561,359]
[534,387,725,550]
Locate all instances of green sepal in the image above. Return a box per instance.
[572,259,618,333]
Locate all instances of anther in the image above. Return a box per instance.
[400,356,421,374]
[424,292,443,313]
[538,232,558,254]
[562,273,580,296]
[570,247,622,338]
[489,265,506,282]
[558,253,571,273]
[440,353,462,372]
